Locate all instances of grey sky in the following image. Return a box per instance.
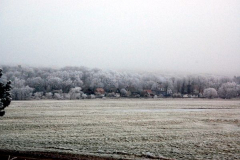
[0,0,240,76]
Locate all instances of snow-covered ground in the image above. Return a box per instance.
[0,99,240,159]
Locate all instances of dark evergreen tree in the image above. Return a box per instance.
[181,82,185,94]
[187,80,192,94]
[0,69,12,116]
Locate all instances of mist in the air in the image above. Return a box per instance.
[0,0,240,76]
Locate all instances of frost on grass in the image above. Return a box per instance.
[0,99,240,160]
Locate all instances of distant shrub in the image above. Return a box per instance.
[120,88,128,96]
[33,92,43,99]
[203,88,218,99]
[198,93,203,98]
[115,93,120,98]
[173,93,182,98]
[90,94,95,99]
[45,92,53,99]
[82,94,87,99]
[54,93,62,100]
[63,93,70,100]
[106,92,115,97]
[218,82,238,99]
[135,94,140,98]
[69,87,82,100]
[158,94,164,98]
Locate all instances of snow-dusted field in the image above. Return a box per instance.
[0,99,240,159]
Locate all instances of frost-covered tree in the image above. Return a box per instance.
[46,77,63,91]
[26,77,45,92]
[69,87,82,100]
[13,78,25,88]
[120,88,128,96]
[218,82,238,99]
[33,92,43,99]
[62,79,73,93]
[45,92,53,99]
[1,65,239,100]
[196,76,207,95]
[11,86,34,100]
[0,69,12,116]
[53,93,62,100]
[62,93,70,100]
[206,77,221,90]
[233,76,240,84]
[176,79,183,93]
[237,85,240,97]
[203,88,218,99]
[163,79,174,94]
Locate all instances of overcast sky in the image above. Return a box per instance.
[0,0,240,76]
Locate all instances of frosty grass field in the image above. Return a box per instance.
[0,99,240,160]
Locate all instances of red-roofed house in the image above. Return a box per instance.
[95,88,105,95]
[143,89,154,97]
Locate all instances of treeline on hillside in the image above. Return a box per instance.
[0,65,240,100]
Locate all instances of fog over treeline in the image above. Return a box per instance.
[0,65,240,100]
[1,1,240,76]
